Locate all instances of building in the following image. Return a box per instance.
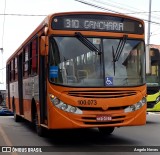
[149,44,160,51]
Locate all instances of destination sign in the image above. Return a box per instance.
[51,14,144,34]
[64,19,124,31]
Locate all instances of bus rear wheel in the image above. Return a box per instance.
[13,106,21,122]
[98,127,115,135]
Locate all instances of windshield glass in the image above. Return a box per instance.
[49,36,145,87]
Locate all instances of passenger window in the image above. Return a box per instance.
[15,57,18,80]
[23,46,29,77]
[31,38,38,75]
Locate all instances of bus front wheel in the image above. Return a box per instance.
[34,112,45,137]
[98,127,115,135]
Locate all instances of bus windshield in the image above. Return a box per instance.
[146,68,159,86]
[146,49,160,86]
[49,36,145,87]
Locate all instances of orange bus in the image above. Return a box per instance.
[6,12,146,136]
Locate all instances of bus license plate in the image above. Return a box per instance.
[96,115,112,122]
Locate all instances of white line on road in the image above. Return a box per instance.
[0,125,18,155]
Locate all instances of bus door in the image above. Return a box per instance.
[18,53,24,115]
[39,51,47,124]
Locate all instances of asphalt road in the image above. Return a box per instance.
[0,113,160,155]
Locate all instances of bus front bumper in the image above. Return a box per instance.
[47,105,146,129]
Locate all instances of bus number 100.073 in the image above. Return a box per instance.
[78,100,97,106]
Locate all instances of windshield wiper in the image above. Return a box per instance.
[112,35,128,75]
[75,32,101,55]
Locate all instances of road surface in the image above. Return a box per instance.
[0,113,160,155]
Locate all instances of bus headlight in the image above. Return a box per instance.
[124,97,146,113]
[60,104,68,111]
[69,107,77,113]
[49,94,83,114]
[156,96,160,103]
[53,98,60,105]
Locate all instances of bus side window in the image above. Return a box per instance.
[11,59,15,81]
[9,62,11,82]
[23,46,29,77]
[31,38,38,75]
[15,57,18,80]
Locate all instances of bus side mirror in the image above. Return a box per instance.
[40,36,48,55]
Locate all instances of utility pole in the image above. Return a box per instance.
[146,0,152,74]
[0,48,4,86]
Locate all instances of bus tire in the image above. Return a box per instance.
[98,127,115,135]
[35,111,45,137]
[13,105,21,122]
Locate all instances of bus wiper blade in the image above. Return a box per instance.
[114,35,128,62]
[112,35,128,75]
[112,46,116,76]
[75,32,101,55]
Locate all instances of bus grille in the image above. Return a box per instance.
[67,90,137,98]
[78,106,128,111]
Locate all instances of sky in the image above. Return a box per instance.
[0,0,160,90]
